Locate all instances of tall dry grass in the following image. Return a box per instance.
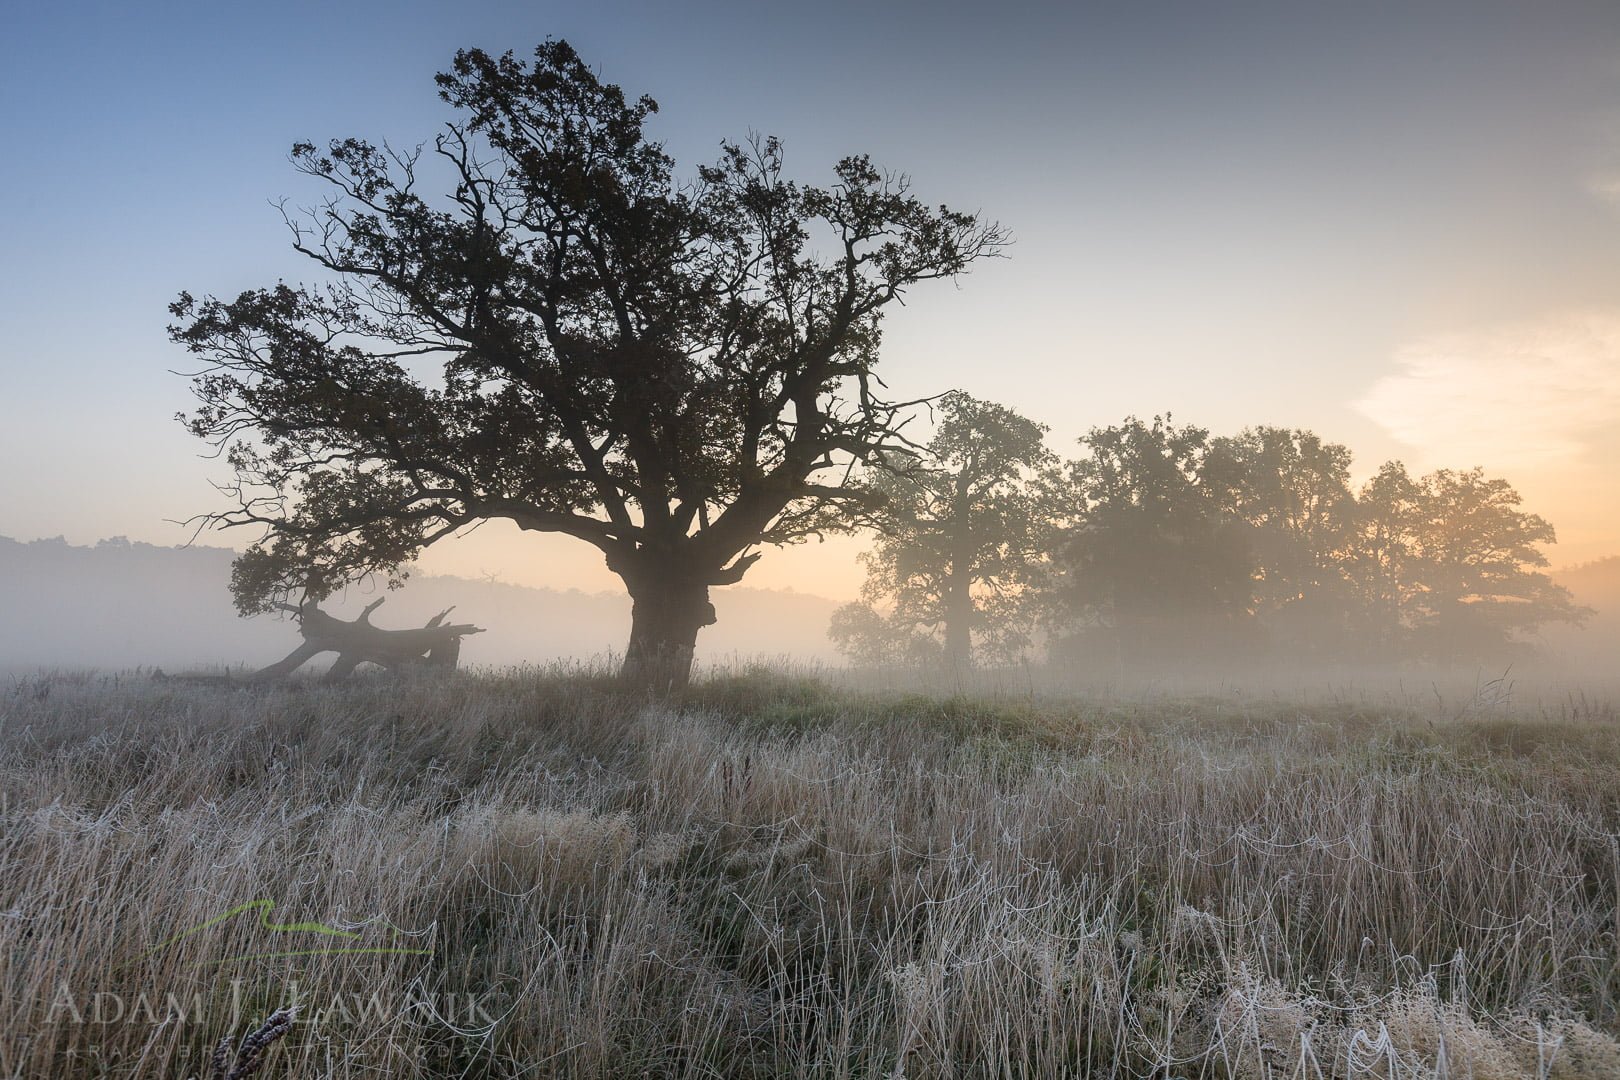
[2,668,1617,1077]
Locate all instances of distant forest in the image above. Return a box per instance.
[831,399,1612,670]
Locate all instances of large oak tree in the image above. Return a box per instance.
[170,41,1004,685]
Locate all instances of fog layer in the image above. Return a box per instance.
[0,536,840,674]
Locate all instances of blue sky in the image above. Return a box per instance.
[4,1,1619,595]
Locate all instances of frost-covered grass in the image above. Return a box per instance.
[2,669,1617,1077]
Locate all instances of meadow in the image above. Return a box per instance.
[2,668,1618,1078]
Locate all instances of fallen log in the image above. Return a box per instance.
[245,598,484,682]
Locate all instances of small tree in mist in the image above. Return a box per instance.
[1039,415,1253,665]
[169,40,1004,687]
[829,393,1053,668]
[1349,463,1588,658]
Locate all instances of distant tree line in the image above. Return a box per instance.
[832,400,1590,668]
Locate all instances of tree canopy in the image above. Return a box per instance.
[1204,427,1360,653]
[170,40,1005,685]
[1348,464,1589,658]
[1033,421,1585,668]
[1040,416,1254,663]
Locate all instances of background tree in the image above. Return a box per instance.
[1039,415,1253,664]
[1341,459,1423,654]
[1348,464,1589,659]
[169,41,1004,687]
[1039,415,1587,667]
[829,393,1053,668]
[1204,427,1358,654]
[826,599,944,667]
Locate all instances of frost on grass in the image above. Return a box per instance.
[2,672,1617,1077]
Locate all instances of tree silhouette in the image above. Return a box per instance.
[1032,415,1588,667]
[1040,416,1253,664]
[1205,427,1359,654]
[1342,459,1422,654]
[169,41,1005,687]
[829,393,1052,668]
[1349,463,1589,659]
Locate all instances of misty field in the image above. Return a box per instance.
[3,671,1619,1079]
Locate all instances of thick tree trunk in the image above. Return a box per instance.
[620,575,717,690]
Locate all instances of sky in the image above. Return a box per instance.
[3,0,1619,601]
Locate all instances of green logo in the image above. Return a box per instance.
[131,900,433,966]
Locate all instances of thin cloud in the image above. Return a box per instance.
[1586,173,1620,206]
[1354,311,1620,471]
